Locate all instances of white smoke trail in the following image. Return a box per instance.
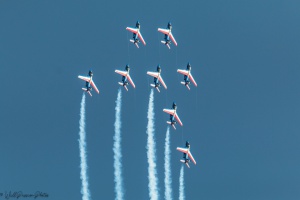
[164,126,172,200]
[113,88,124,200]
[179,165,185,200]
[146,89,159,200]
[78,93,91,200]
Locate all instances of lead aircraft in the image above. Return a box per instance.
[126,21,146,48]
[177,141,197,168]
[78,70,100,96]
[163,102,183,130]
[115,65,136,91]
[147,65,167,92]
[177,62,197,90]
[158,22,177,49]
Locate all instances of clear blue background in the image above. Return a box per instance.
[0,0,300,199]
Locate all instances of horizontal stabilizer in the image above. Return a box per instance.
[130,39,135,43]
[167,121,171,125]
[180,160,185,163]
[82,88,87,91]
[181,81,186,85]
[118,82,123,86]
[124,85,128,91]
[161,40,166,44]
[150,84,156,88]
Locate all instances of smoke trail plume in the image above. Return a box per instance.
[113,88,124,200]
[164,127,172,200]
[78,93,91,200]
[146,89,159,200]
[179,165,185,200]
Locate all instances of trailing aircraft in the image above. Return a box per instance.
[177,62,197,90]
[126,21,146,48]
[115,65,136,91]
[163,102,183,130]
[158,22,177,49]
[177,141,197,168]
[147,65,167,92]
[78,70,100,96]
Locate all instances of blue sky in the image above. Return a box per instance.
[1,0,300,199]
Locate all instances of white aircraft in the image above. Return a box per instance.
[163,102,183,130]
[115,65,136,91]
[177,141,196,168]
[78,70,100,96]
[158,22,177,49]
[147,65,167,92]
[177,62,197,90]
[126,21,146,48]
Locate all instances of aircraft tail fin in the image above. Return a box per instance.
[130,39,139,48]
[180,160,190,168]
[181,82,191,90]
[167,121,176,130]
[82,88,92,96]
[150,84,160,92]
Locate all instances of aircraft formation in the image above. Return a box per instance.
[78,21,198,168]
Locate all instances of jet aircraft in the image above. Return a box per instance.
[177,141,196,168]
[115,65,136,91]
[78,70,100,96]
[163,102,183,130]
[147,65,167,92]
[177,62,197,90]
[126,21,146,48]
[158,22,177,49]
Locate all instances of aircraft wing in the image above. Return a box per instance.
[126,27,138,34]
[163,109,175,116]
[177,147,188,154]
[115,70,128,77]
[147,71,159,78]
[177,69,189,76]
[90,80,100,94]
[158,28,169,35]
[187,151,196,165]
[126,74,136,88]
[188,74,197,87]
[78,75,91,82]
[158,76,167,89]
[174,112,183,126]
[137,32,146,45]
[169,32,177,46]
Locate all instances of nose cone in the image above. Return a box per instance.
[157,65,161,73]
[136,21,140,28]
[173,102,177,110]
[187,63,191,71]
[168,22,172,30]
[186,141,190,147]
[125,65,130,72]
